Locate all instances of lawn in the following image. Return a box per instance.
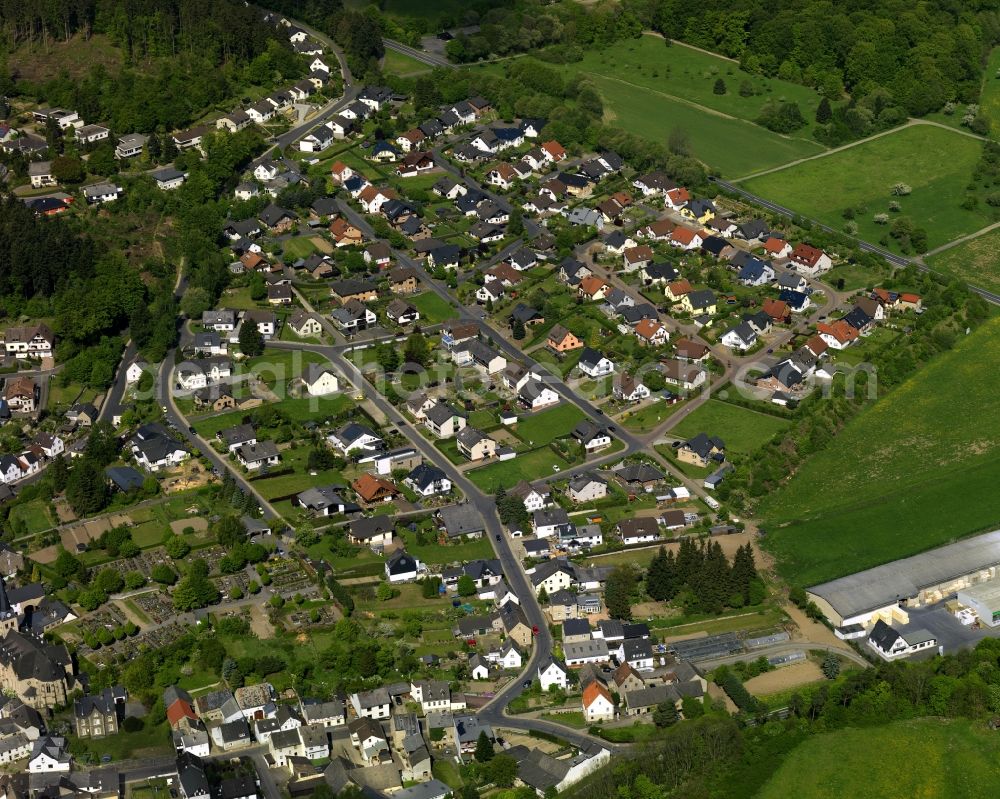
[619,400,678,434]
[192,394,354,438]
[398,529,495,564]
[244,347,327,388]
[9,499,55,534]
[410,291,458,323]
[741,124,991,251]
[219,286,261,311]
[281,236,321,261]
[382,48,432,77]
[467,447,570,493]
[757,718,1000,799]
[671,400,791,456]
[759,316,1000,586]
[927,226,1000,295]
[250,445,345,501]
[512,403,585,446]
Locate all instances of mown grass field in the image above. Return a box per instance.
[382,48,432,77]
[477,35,828,176]
[759,317,1000,586]
[757,719,1000,799]
[561,35,825,138]
[742,124,991,251]
[671,400,791,456]
[927,226,1000,295]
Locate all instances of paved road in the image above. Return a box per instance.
[254,26,356,165]
[157,324,283,521]
[98,339,138,423]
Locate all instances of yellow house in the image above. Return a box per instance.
[680,199,716,224]
[680,289,717,316]
[665,279,693,303]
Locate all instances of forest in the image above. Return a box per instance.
[0,0,303,134]
[624,0,999,122]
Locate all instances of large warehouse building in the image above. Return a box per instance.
[807,529,1000,629]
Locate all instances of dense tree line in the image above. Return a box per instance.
[646,540,763,614]
[624,0,998,128]
[2,0,280,62]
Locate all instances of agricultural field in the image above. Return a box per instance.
[757,719,1000,799]
[926,226,1000,295]
[759,317,1000,586]
[742,124,991,251]
[671,400,791,456]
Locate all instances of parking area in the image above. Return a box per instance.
[900,603,997,654]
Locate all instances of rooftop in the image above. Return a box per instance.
[809,529,1000,620]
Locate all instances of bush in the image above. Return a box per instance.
[122,716,144,733]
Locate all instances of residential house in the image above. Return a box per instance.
[677,433,725,468]
[617,518,660,545]
[518,380,559,409]
[817,320,860,350]
[538,658,568,691]
[582,682,615,722]
[614,373,650,403]
[564,639,611,668]
[567,473,607,504]
[456,428,498,461]
[4,377,37,413]
[622,245,653,273]
[577,348,615,378]
[74,686,126,739]
[352,473,400,505]
[721,321,758,351]
[235,441,281,471]
[423,401,467,439]
[388,265,420,294]
[404,464,451,496]
[789,243,832,276]
[634,319,669,347]
[508,480,550,512]
[572,420,612,453]
[680,289,717,316]
[287,310,324,339]
[5,324,54,359]
[386,550,423,583]
[348,515,394,547]
[438,504,486,539]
